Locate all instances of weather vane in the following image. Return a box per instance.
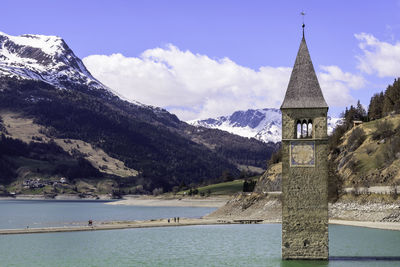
[300,11,306,36]
[300,11,306,26]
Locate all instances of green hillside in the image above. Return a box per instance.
[332,114,400,188]
[177,176,259,196]
[0,77,276,196]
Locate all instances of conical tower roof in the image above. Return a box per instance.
[281,34,328,109]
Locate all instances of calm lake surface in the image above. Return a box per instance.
[1,200,400,267]
[0,199,216,229]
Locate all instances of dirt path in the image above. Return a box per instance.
[0,218,222,235]
[1,218,399,236]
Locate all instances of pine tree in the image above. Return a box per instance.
[356,100,367,121]
[368,92,384,120]
[383,78,400,115]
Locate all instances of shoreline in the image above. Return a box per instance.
[2,195,400,234]
[105,195,230,208]
[1,218,399,236]
[0,194,115,201]
[0,195,230,207]
[329,219,400,231]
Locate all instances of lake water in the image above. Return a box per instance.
[1,200,400,267]
[0,199,216,229]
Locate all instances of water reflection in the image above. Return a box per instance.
[330,256,400,261]
[281,260,328,267]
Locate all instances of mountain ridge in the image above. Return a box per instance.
[190,108,341,143]
[0,32,105,90]
[0,31,278,195]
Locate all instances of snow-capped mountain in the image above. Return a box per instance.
[0,31,169,111]
[190,108,341,143]
[190,108,282,143]
[0,31,278,187]
[0,31,106,91]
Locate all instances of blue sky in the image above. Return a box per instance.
[1,0,400,120]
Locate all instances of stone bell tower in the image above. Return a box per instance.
[280,27,329,260]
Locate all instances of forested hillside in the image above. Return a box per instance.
[328,78,400,194]
[0,77,277,195]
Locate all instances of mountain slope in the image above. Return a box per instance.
[0,32,108,91]
[1,111,138,178]
[0,32,278,193]
[0,77,237,190]
[190,108,340,143]
[330,114,400,188]
[190,108,282,143]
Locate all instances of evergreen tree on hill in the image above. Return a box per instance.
[368,78,400,121]
[356,100,367,121]
[383,78,400,115]
[340,101,367,130]
[368,92,384,120]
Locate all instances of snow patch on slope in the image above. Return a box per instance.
[4,33,63,56]
[0,31,104,91]
[190,108,282,143]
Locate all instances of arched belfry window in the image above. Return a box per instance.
[307,119,313,137]
[296,121,301,139]
[295,119,313,138]
[302,120,307,138]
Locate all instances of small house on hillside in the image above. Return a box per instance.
[353,120,363,127]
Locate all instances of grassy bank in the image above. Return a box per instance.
[176,176,259,196]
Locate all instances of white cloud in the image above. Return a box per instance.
[83,44,365,121]
[355,33,400,77]
[318,65,366,107]
[83,45,291,121]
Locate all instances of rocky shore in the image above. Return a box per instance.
[330,201,400,222]
[205,193,281,221]
[205,192,400,224]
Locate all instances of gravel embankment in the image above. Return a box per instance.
[329,202,400,222]
[206,192,400,223]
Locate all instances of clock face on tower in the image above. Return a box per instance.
[290,141,315,167]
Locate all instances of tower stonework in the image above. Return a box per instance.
[281,33,329,260]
